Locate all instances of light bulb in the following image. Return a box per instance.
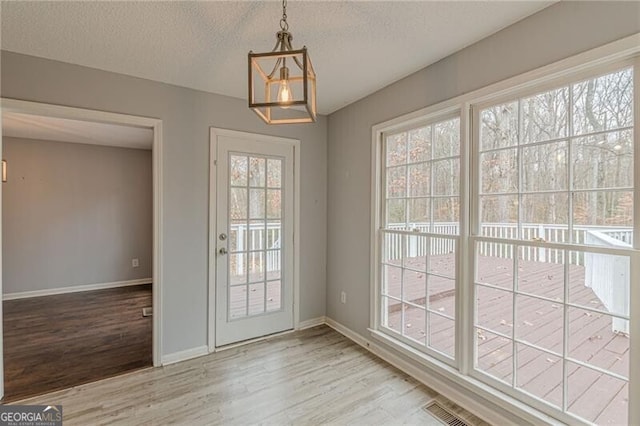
[277,66,293,108]
[278,79,292,103]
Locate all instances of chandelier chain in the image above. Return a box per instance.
[280,0,288,31]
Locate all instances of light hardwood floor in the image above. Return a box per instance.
[12,325,488,425]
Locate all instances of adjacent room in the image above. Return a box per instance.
[0,1,638,425]
[1,113,154,401]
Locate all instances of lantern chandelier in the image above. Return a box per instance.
[248,0,317,124]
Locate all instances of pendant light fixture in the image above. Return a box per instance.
[248,0,317,124]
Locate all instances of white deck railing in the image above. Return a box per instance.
[385,222,632,265]
[384,222,632,334]
[584,231,631,334]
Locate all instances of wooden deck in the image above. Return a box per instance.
[385,254,629,425]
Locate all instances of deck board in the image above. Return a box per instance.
[385,254,629,424]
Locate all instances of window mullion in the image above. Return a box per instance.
[517,98,523,241]
[430,125,435,233]
[629,57,640,426]
[562,248,569,412]
[568,84,575,244]
[458,104,472,375]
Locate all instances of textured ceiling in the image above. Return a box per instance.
[1,1,553,114]
[3,113,153,149]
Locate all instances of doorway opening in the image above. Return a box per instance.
[0,99,163,401]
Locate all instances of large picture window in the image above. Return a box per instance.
[472,66,633,425]
[373,50,638,426]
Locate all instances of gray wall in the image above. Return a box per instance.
[0,52,327,356]
[327,1,640,336]
[2,137,152,294]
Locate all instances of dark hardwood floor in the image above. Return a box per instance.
[2,284,152,402]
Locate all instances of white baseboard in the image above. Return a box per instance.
[3,278,153,300]
[297,316,326,330]
[162,345,209,366]
[324,317,531,426]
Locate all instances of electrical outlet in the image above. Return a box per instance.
[132,258,139,268]
[341,291,347,304]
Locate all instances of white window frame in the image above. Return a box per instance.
[370,33,640,426]
[469,61,637,424]
[377,109,463,367]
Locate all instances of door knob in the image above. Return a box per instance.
[219,247,228,255]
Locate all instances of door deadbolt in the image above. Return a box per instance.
[219,233,227,241]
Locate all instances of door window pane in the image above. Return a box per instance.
[229,254,247,285]
[229,221,246,253]
[229,188,247,220]
[229,286,247,319]
[266,158,281,188]
[266,281,282,312]
[249,189,265,219]
[249,157,265,186]
[230,155,248,186]
[248,283,265,315]
[266,189,281,219]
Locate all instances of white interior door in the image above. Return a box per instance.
[214,132,294,346]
